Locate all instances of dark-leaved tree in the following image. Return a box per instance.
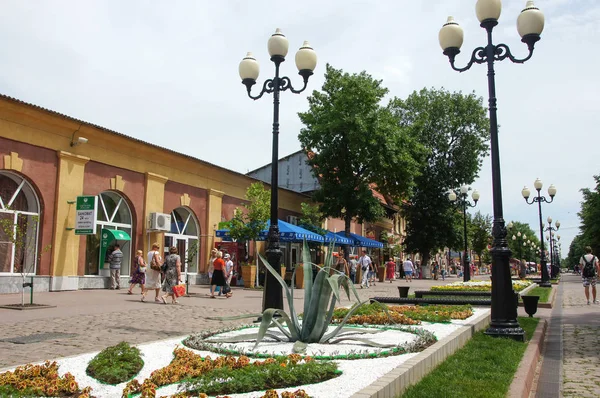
[390,88,490,267]
[579,175,600,255]
[470,211,492,269]
[298,64,423,255]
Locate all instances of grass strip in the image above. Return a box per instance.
[400,317,539,398]
[522,286,552,303]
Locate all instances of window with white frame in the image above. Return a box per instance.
[164,207,199,274]
[0,172,40,274]
[84,191,133,276]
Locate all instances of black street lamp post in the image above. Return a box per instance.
[448,186,480,282]
[239,29,317,312]
[522,179,556,288]
[544,217,560,278]
[438,0,545,341]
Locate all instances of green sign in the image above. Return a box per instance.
[75,195,98,235]
[99,229,132,269]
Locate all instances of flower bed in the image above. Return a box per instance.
[122,348,337,397]
[0,361,92,397]
[1,308,490,398]
[431,279,532,292]
[331,303,474,325]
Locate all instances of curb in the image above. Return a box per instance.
[507,319,548,398]
[350,309,491,398]
[518,285,556,309]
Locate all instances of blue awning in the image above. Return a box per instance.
[323,231,354,246]
[335,231,384,248]
[215,219,324,243]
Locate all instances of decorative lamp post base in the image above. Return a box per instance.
[485,323,526,342]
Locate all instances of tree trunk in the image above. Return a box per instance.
[343,216,351,262]
[421,252,430,278]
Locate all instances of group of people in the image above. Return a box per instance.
[207,248,234,299]
[109,243,183,304]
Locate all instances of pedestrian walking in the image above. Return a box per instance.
[403,257,415,282]
[108,244,123,290]
[210,251,226,298]
[160,246,182,304]
[349,255,358,283]
[580,246,599,305]
[369,261,378,286]
[386,258,395,283]
[128,250,146,295]
[144,243,163,303]
[335,251,349,275]
[432,261,439,280]
[223,253,234,298]
[358,250,372,289]
[207,248,221,296]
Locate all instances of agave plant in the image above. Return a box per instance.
[208,240,394,353]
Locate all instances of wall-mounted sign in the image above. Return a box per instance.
[75,195,98,235]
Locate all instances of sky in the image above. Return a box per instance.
[0,0,598,258]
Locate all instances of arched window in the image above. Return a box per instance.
[0,171,40,274]
[164,207,199,274]
[84,191,133,276]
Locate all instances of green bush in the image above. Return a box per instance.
[86,341,143,385]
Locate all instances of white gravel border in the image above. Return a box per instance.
[3,308,489,398]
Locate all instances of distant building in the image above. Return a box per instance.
[247,150,319,194]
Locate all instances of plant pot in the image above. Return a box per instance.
[398,286,410,298]
[241,266,256,289]
[295,265,305,289]
[522,295,540,317]
[377,267,386,282]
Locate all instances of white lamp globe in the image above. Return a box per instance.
[534,178,543,190]
[547,216,552,224]
[472,189,480,202]
[517,1,545,38]
[522,186,531,199]
[439,17,464,51]
[295,41,317,72]
[548,184,557,197]
[476,0,502,23]
[448,191,457,202]
[268,28,289,58]
[239,52,260,81]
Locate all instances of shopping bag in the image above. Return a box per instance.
[222,283,231,295]
[172,284,186,297]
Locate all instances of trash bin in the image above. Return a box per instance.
[398,286,410,298]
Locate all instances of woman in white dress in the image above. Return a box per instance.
[143,243,163,303]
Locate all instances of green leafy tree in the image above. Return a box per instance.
[579,175,600,255]
[390,88,490,266]
[567,234,589,269]
[470,211,492,269]
[298,202,327,236]
[228,182,270,243]
[298,64,423,256]
[506,221,540,262]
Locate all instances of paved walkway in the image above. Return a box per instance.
[529,273,600,398]
[0,275,460,369]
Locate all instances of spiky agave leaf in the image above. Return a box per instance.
[292,341,308,354]
[320,301,369,343]
[255,308,297,349]
[301,267,333,341]
[257,252,301,337]
[301,239,313,318]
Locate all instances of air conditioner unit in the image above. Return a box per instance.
[149,212,171,232]
[287,215,298,225]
